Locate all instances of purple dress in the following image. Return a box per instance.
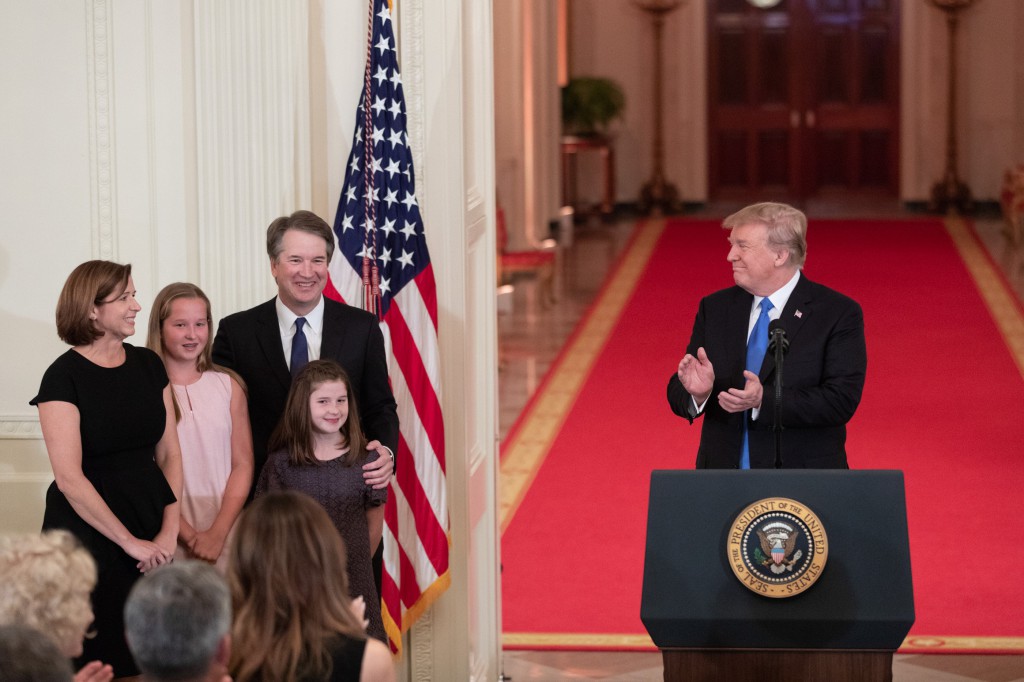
[256,449,387,641]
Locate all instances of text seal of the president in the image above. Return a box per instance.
[727,497,828,598]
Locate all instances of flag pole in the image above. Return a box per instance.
[361,0,382,317]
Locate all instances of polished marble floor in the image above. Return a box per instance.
[497,204,1024,681]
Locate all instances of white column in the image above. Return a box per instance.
[494,0,560,249]
[397,0,501,679]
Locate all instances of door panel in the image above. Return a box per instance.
[708,0,899,200]
[805,0,899,193]
[709,1,798,198]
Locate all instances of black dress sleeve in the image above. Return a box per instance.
[134,345,170,390]
[30,352,78,407]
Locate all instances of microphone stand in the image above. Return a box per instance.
[768,325,789,469]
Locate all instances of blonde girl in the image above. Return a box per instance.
[147,282,253,569]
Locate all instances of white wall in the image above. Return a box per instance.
[900,1,1019,201]
[0,0,92,441]
[571,0,705,207]
[961,0,1024,199]
[0,0,196,528]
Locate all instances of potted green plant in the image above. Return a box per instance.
[561,77,626,137]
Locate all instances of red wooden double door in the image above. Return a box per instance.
[708,0,900,201]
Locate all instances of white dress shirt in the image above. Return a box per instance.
[276,296,325,371]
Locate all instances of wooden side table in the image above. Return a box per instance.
[561,134,615,216]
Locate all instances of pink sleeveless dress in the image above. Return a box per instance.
[172,371,236,570]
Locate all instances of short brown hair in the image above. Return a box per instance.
[55,261,132,346]
[723,202,808,268]
[266,211,335,263]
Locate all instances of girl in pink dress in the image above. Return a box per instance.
[148,283,253,569]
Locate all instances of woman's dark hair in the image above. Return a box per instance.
[55,261,132,346]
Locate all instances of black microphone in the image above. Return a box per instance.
[768,320,789,354]
[768,319,788,468]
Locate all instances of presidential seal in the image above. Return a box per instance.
[727,497,828,598]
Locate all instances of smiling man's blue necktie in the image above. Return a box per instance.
[290,317,309,379]
[740,298,773,469]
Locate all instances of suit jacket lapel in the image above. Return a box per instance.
[255,300,292,392]
[761,274,812,380]
[729,289,753,380]
[321,299,349,362]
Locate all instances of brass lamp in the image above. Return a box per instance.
[632,0,686,215]
[927,0,976,214]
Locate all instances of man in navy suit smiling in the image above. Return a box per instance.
[667,202,866,469]
[212,210,398,488]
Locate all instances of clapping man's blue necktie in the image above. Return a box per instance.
[740,299,773,469]
[291,317,309,379]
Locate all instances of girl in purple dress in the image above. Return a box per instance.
[256,360,387,641]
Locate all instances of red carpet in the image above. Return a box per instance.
[500,217,1024,653]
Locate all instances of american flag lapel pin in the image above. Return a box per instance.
[794,310,803,318]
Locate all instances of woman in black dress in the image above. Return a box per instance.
[31,261,182,679]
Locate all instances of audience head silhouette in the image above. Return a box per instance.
[227,490,371,682]
[0,530,96,658]
[124,560,231,682]
[0,624,74,682]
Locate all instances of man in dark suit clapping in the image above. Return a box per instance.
[667,202,866,469]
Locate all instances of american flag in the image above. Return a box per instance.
[327,0,449,655]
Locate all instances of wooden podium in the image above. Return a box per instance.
[661,649,893,682]
[641,471,915,682]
